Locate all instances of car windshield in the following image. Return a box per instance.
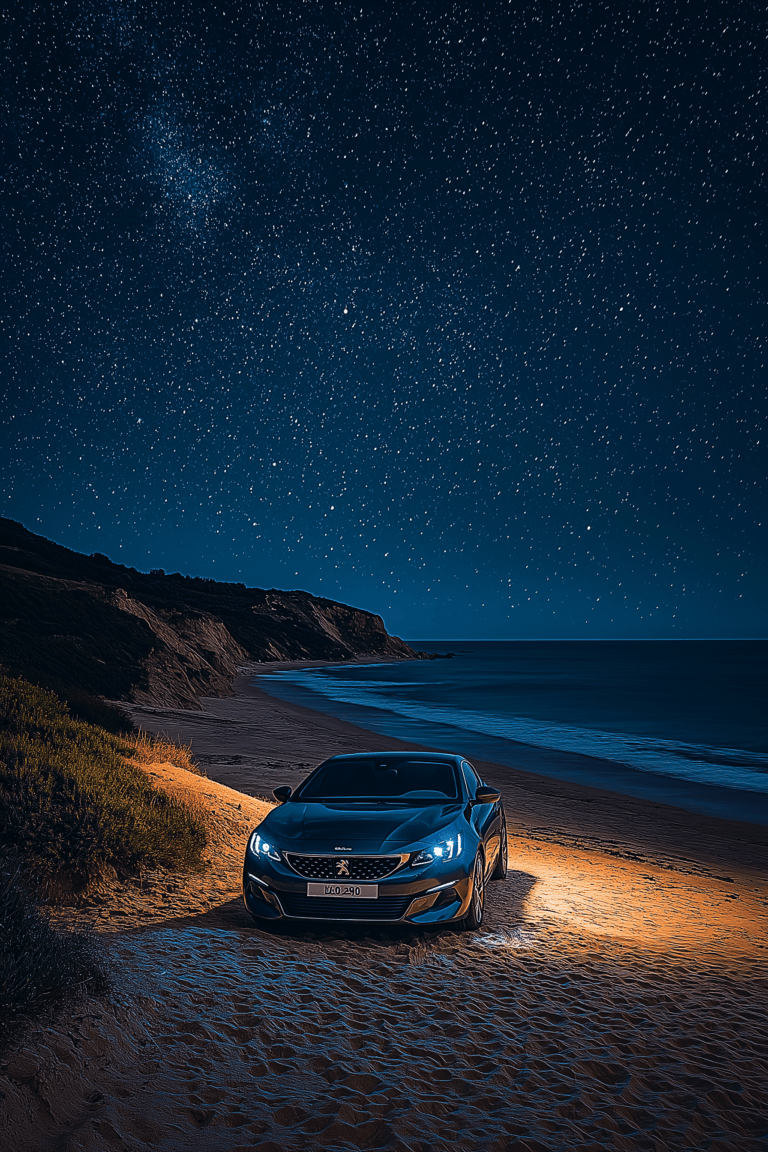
[296,757,459,802]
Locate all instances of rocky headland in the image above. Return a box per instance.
[0,518,419,712]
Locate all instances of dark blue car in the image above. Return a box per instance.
[243,751,507,928]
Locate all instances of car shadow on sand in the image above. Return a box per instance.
[114,867,539,946]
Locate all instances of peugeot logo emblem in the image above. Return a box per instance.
[336,859,350,877]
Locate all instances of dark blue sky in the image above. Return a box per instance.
[2,1,765,638]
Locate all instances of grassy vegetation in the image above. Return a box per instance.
[0,674,208,1048]
[0,852,108,1046]
[0,674,208,889]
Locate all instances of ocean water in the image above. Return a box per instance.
[258,640,768,826]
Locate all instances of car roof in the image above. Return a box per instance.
[323,751,465,763]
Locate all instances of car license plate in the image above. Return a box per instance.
[306,882,378,899]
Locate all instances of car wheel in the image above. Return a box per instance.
[491,814,508,880]
[462,852,485,930]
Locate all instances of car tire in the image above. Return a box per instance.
[462,852,485,930]
[491,814,508,880]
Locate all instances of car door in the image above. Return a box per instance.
[461,760,501,875]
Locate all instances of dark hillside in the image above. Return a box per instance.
[0,519,420,710]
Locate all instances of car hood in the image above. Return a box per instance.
[259,800,463,852]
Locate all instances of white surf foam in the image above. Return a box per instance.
[262,670,768,794]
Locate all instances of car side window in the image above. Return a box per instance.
[461,760,481,796]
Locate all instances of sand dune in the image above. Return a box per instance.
[1,677,766,1151]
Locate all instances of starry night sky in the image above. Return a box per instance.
[2,1,766,639]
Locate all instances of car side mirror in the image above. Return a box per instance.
[473,785,501,805]
[273,785,292,804]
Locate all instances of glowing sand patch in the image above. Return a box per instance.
[475,927,538,950]
[496,837,767,958]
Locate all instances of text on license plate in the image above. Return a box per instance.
[306,882,378,898]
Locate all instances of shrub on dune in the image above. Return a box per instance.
[0,851,108,1046]
[0,675,208,891]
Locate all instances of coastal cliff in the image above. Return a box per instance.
[0,519,419,711]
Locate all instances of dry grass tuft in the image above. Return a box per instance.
[127,731,204,776]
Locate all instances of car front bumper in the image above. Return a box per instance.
[242,858,473,924]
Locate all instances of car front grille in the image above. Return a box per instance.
[284,853,404,881]
[279,895,412,921]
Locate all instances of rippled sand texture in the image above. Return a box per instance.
[39,897,768,1152]
[2,691,767,1151]
[4,833,767,1150]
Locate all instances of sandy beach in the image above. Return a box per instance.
[130,663,768,885]
[2,664,767,1151]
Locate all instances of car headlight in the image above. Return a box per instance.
[249,832,281,862]
[413,833,462,867]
